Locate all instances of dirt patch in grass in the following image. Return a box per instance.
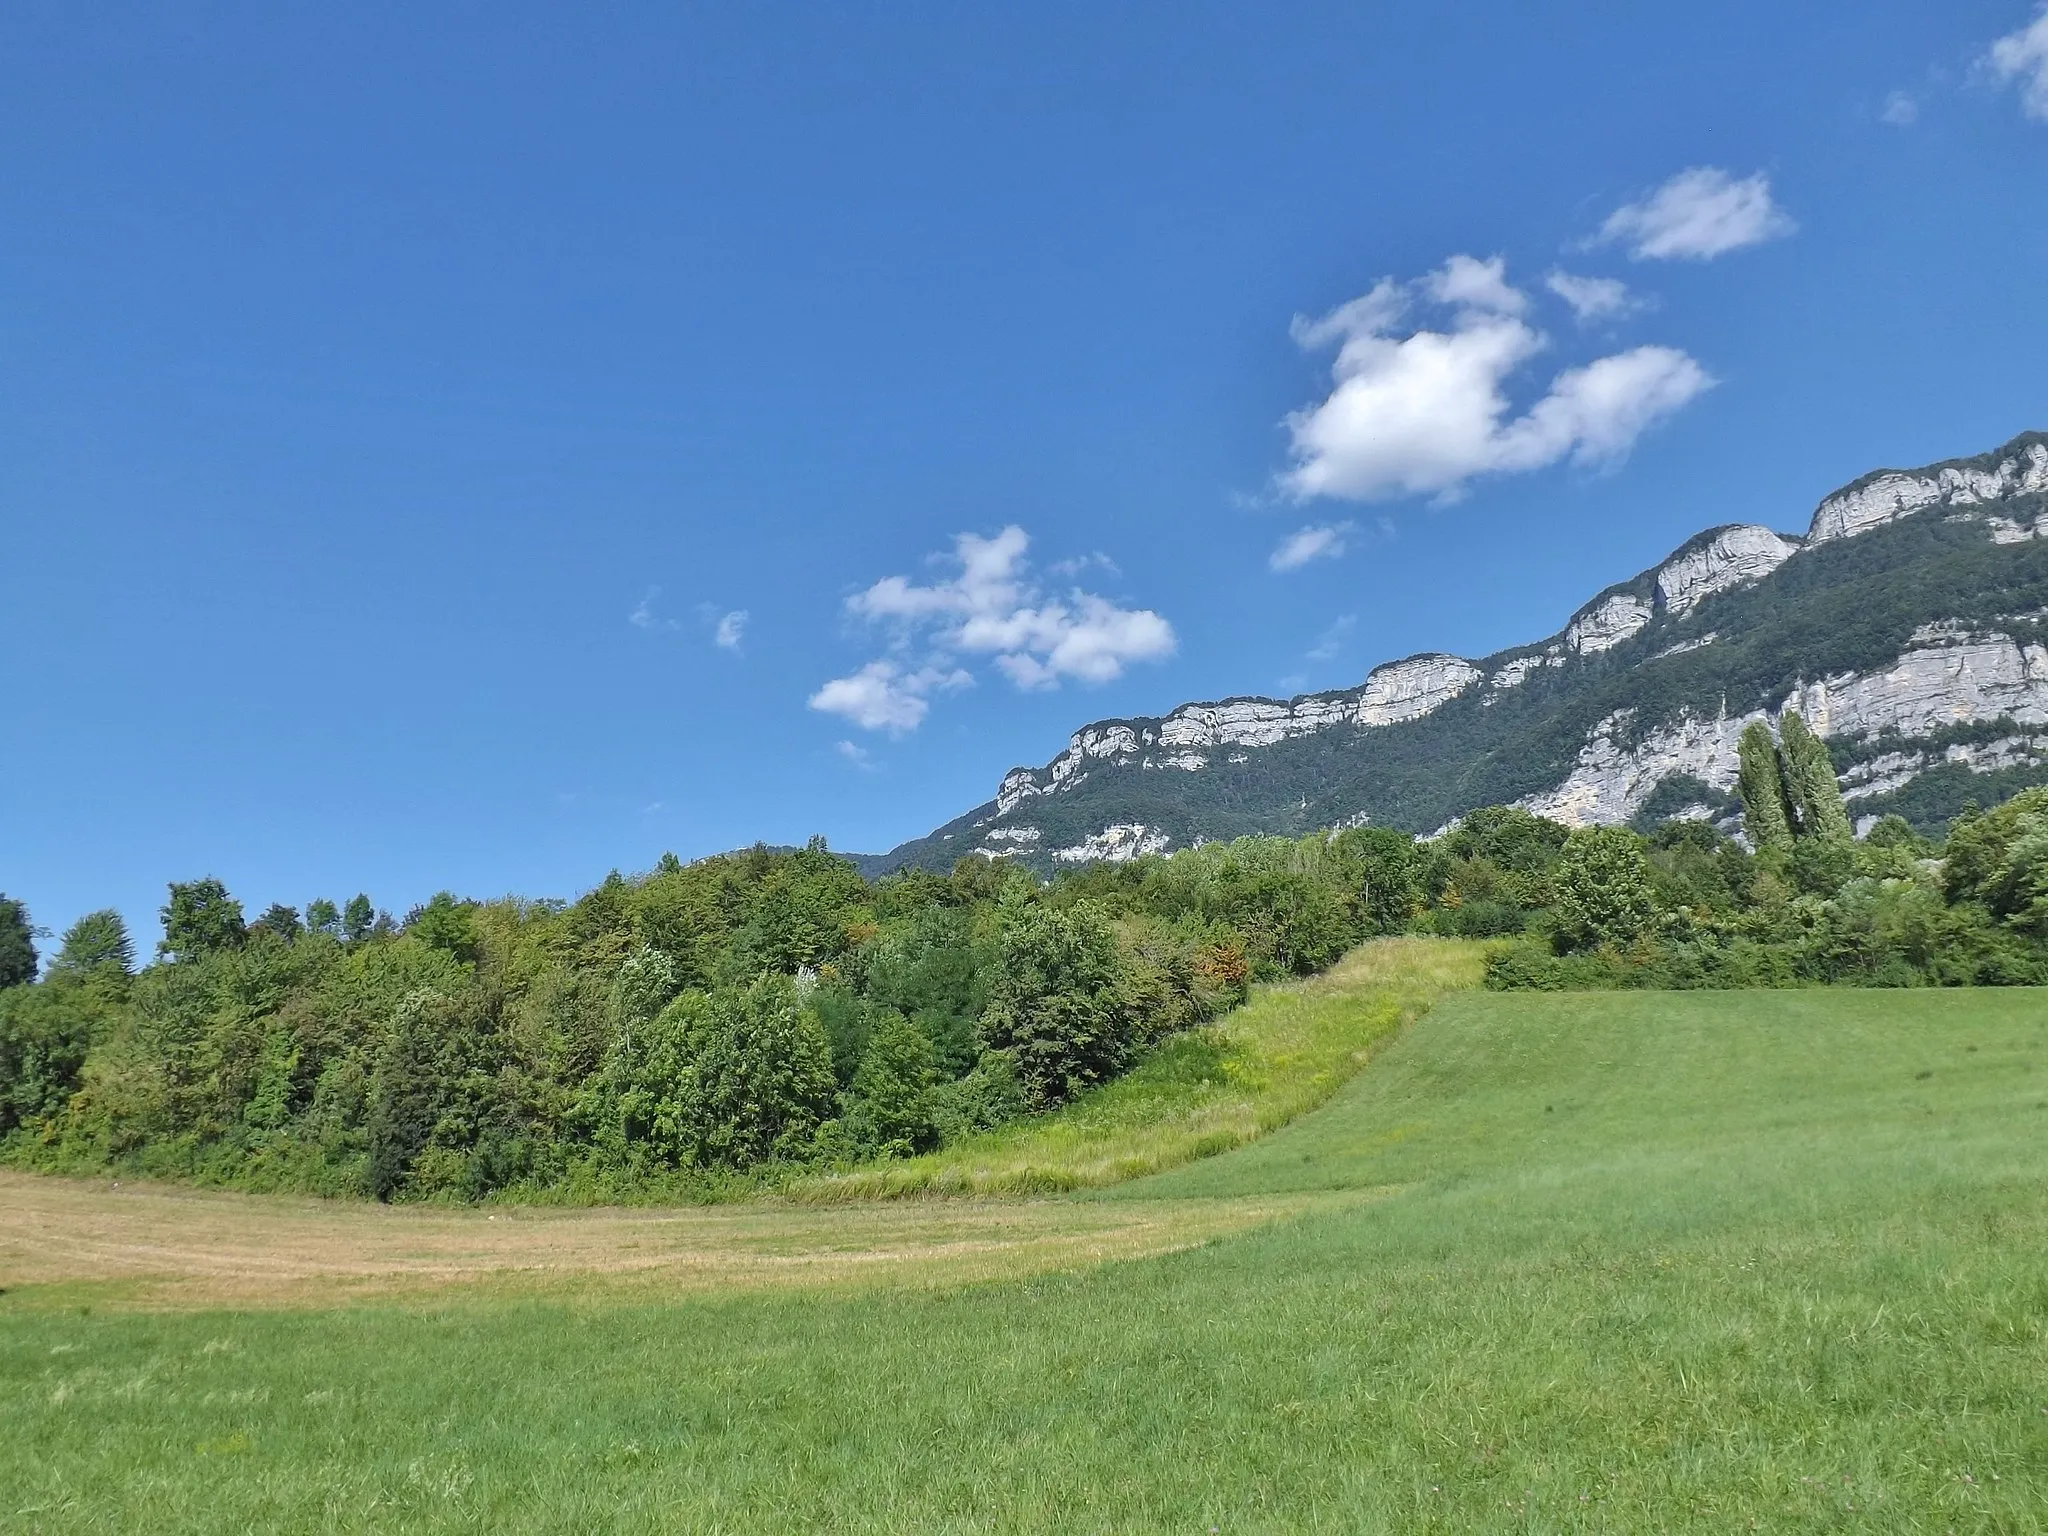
[0,1169,1365,1312]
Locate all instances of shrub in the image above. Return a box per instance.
[1553,827,1660,952]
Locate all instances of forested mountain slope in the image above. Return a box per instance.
[875,431,2048,871]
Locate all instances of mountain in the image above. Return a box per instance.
[870,431,2048,873]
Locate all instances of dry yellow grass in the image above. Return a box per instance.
[0,1168,1369,1311]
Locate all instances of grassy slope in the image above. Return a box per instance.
[5,987,2048,1531]
[798,936,1485,1198]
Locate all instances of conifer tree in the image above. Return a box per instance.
[1735,722,1794,853]
[51,909,133,976]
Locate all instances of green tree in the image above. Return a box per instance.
[839,1010,939,1157]
[1334,827,1421,934]
[1736,722,1794,853]
[0,895,37,988]
[254,902,304,941]
[305,898,342,938]
[978,896,1136,1109]
[609,944,680,1059]
[863,904,987,1075]
[1553,827,1660,951]
[0,983,96,1131]
[342,894,375,944]
[1943,787,2048,939]
[50,909,133,976]
[1861,814,1928,856]
[672,976,837,1166]
[1778,710,1852,843]
[159,878,246,962]
[364,989,451,1200]
[407,892,479,963]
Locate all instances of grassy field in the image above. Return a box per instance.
[796,936,1484,1198]
[4,978,2047,1531]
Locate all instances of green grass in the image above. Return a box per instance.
[6,984,2048,1531]
[796,936,1485,1198]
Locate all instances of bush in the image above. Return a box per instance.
[0,980,98,1132]
[1553,828,1660,952]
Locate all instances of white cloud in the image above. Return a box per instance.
[1282,256,1713,502]
[628,588,677,631]
[1544,270,1639,323]
[1423,254,1526,315]
[1593,168,1795,260]
[1048,551,1121,579]
[807,660,971,734]
[834,739,876,770]
[1270,522,1356,572]
[1989,6,2048,120]
[1492,346,1714,469]
[713,610,748,651]
[1306,614,1356,662]
[1880,90,1920,126]
[814,527,1174,730]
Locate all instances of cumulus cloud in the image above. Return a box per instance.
[811,528,1174,731]
[1593,168,1795,260]
[1423,254,1526,315]
[834,739,876,769]
[1282,255,1713,503]
[1989,6,2048,119]
[807,660,972,734]
[1880,90,1920,126]
[1544,270,1639,322]
[1270,522,1356,572]
[713,610,748,651]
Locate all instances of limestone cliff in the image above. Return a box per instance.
[871,431,2048,870]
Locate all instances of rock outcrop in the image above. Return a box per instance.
[992,653,1482,814]
[1653,526,1800,615]
[869,431,2048,869]
[1565,594,1653,655]
[1519,623,2048,828]
[1806,437,2048,544]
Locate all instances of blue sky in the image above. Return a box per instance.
[6,1,2048,947]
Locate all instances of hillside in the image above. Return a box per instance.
[874,430,2048,871]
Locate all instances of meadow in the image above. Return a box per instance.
[4,963,2046,1531]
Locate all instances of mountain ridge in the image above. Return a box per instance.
[867,429,2048,874]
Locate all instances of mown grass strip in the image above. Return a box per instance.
[791,936,1486,1199]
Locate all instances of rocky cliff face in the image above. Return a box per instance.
[872,431,2048,870]
[1807,439,2048,544]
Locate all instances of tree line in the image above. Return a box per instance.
[5,722,2044,1201]
[0,833,1410,1200]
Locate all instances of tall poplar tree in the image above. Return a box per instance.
[1736,722,1794,853]
[1778,710,1853,843]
